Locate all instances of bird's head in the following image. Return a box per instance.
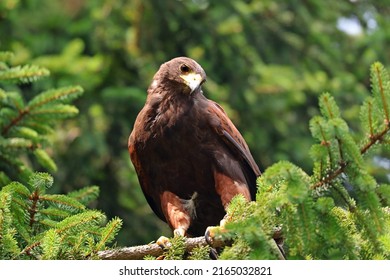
[152,57,207,95]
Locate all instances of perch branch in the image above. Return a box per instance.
[98,228,286,260]
[97,236,225,260]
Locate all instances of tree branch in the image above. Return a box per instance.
[311,123,390,190]
[98,229,286,260]
[1,109,28,135]
[97,236,225,260]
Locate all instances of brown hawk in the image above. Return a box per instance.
[128,57,260,242]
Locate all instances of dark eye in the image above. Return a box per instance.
[180,64,190,73]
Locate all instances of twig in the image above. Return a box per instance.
[311,123,390,189]
[1,109,28,135]
[360,123,389,154]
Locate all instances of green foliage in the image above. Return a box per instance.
[0,64,50,84]
[218,62,390,259]
[145,235,212,260]
[188,244,212,260]
[162,235,187,260]
[0,51,49,84]
[0,51,122,259]
[0,51,83,185]
[0,172,122,259]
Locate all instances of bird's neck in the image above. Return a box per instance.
[143,91,194,133]
[147,83,202,110]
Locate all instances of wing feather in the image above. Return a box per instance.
[128,136,166,222]
[207,101,261,199]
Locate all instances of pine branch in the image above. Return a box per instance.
[1,86,83,136]
[374,63,389,124]
[360,122,390,154]
[95,217,122,251]
[39,194,85,211]
[28,190,39,228]
[0,52,14,63]
[366,99,375,137]
[97,236,225,260]
[0,65,50,84]
[55,211,104,234]
[68,186,100,206]
[1,109,28,135]
[311,64,390,191]
[27,86,83,108]
[311,122,390,190]
[22,241,41,257]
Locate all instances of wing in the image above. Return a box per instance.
[128,130,166,222]
[206,100,261,199]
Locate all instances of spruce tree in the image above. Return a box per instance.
[0,51,122,259]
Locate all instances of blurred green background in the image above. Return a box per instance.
[0,0,389,246]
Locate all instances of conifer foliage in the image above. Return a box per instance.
[0,52,122,259]
[0,51,82,184]
[219,62,390,260]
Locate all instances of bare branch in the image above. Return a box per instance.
[97,236,225,260]
[98,232,286,260]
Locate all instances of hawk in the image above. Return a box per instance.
[128,57,261,241]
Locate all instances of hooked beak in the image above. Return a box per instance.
[180,72,205,94]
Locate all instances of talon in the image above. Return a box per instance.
[205,215,229,246]
[173,228,185,237]
[156,228,186,250]
[205,225,227,246]
[156,236,171,249]
[209,247,219,260]
[219,217,228,228]
[205,226,217,246]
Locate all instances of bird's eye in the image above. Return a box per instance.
[180,64,190,73]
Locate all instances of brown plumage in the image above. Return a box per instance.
[128,57,261,238]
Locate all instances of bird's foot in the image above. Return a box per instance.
[155,229,187,260]
[205,217,228,246]
[156,236,171,249]
[204,217,229,259]
[155,236,171,260]
[156,228,186,249]
[205,226,226,260]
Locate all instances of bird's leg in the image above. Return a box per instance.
[206,170,251,246]
[156,191,191,248]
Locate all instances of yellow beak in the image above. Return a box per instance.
[180,72,204,93]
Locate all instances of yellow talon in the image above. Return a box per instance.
[156,236,171,249]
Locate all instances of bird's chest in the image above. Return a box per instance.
[144,99,208,152]
[135,100,214,185]
[148,110,207,159]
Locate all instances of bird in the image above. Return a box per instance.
[128,57,261,244]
